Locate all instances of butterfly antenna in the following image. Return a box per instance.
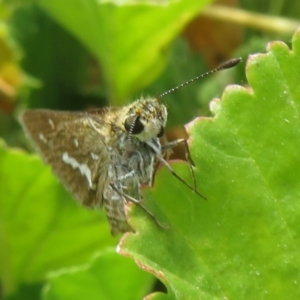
[158,57,241,101]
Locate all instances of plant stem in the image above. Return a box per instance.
[201,5,300,35]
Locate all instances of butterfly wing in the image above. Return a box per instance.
[20,109,110,208]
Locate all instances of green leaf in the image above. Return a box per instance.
[10,4,92,110]
[36,0,212,103]
[43,248,154,300]
[6,282,44,300]
[119,30,300,299]
[0,141,116,297]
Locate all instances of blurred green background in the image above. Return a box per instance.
[1,0,299,148]
[0,0,299,299]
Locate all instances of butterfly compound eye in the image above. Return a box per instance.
[124,115,144,134]
[157,126,164,137]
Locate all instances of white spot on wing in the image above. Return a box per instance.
[48,118,55,129]
[62,152,96,190]
[91,152,99,160]
[73,139,79,147]
[38,133,47,143]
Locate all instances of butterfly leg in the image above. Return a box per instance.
[110,184,169,229]
[161,138,206,200]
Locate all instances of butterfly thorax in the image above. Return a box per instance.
[101,96,167,187]
[105,98,167,194]
[100,97,167,234]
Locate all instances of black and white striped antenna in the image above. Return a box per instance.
[158,57,241,100]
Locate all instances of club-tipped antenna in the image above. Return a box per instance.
[158,57,242,100]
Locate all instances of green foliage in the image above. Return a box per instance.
[37,0,212,104]
[0,141,111,291]
[43,249,153,300]
[1,0,300,299]
[121,30,300,299]
[0,141,154,299]
[10,4,93,110]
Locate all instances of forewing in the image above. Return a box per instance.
[20,109,110,208]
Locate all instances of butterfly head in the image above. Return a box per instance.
[123,97,167,142]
